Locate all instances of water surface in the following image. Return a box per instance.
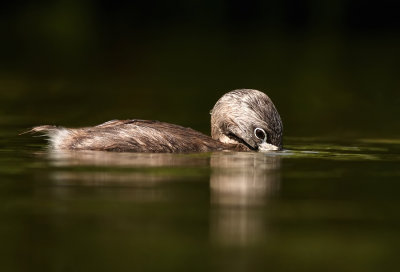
[1,132,399,272]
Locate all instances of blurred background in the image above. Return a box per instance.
[0,0,399,138]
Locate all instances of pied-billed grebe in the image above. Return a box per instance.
[27,89,283,153]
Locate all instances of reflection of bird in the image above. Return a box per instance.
[210,152,281,206]
[209,152,281,246]
[27,89,283,153]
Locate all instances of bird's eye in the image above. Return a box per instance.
[254,128,267,142]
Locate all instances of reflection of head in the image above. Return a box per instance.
[211,89,283,151]
[209,152,281,246]
[210,152,281,206]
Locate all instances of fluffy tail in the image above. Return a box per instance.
[19,125,58,136]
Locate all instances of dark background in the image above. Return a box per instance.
[1,0,399,138]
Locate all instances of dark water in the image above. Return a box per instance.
[1,128,399,271]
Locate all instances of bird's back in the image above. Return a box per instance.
[29,119,239,153]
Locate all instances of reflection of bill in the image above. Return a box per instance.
[209,152,281,246]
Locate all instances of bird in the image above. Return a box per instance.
[26,89,283,153]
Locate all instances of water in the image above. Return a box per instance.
[1,129,399,272]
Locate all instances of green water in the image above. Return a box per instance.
[1,129,399,271]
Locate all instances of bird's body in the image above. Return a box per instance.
[31,119,248,153]
[28,89,283,153]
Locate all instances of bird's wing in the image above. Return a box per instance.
[27,120,224,153]
[95,119,156,128]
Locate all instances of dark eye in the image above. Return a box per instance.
[254,128,267,141]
